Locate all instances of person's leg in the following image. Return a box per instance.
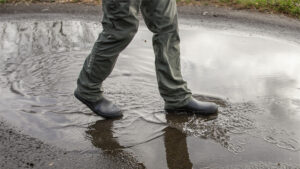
[140,0,192,109]
[76,0,140,102]
[141,0,218,115]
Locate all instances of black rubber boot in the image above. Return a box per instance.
[165,97,218,116]
[74,91,122,119]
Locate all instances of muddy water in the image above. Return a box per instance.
[0,19,300,168]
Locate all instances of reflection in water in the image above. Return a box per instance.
[0,19,300,168]
[87,119,123,152]
[86,119,146,169]
[164,114,215,169]
[164,127,192,169]
[87,114,208,169]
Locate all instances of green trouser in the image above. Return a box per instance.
[76,0,192,109]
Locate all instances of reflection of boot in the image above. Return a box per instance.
[164,127,193,169]
[75,91,122,118]
[166,97,218,116]
[86,119,123,152]
[86,120,146,168]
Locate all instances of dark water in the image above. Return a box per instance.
[0,19,300,168]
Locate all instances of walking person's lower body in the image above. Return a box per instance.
[74,0,218,118]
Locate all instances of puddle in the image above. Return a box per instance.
[0,19,300,168]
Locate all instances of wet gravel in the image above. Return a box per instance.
[0,120,145,169]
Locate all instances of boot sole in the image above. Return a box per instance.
[74,91,122,119]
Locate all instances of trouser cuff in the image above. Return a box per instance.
[164,94,193,110]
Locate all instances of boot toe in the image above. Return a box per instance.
[189,99,218,115]
[205,102,218,115]
[94,99,122,118]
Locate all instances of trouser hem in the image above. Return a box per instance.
[164,95,193,110]
[74,87,103,102]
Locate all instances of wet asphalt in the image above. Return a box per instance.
[0,3,300,169]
